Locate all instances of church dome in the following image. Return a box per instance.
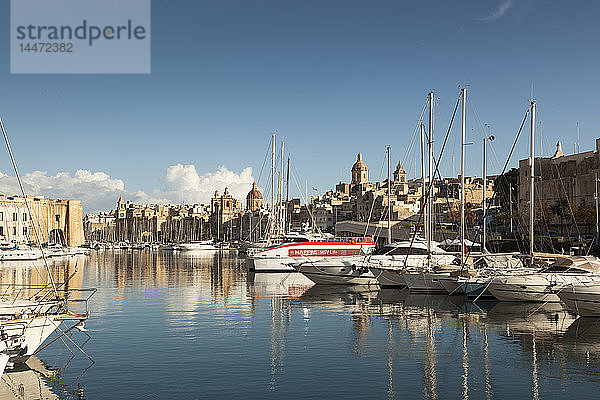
[352,153,367,170]
[246,182,263,199]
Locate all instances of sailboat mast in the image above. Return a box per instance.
[387,145,392,244]
[483,128,488,252]
[279,140,285,235]
[428,92,435,267]
[530,101,536,264]
[421,123,427,243]
[460,88,466,266]
[286,157,290,235]
[271,132,275,238]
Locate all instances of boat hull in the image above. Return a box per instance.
[295,263,378,285]
[488,281,560,302]
[439,277,464,295]
[485,274,589,302]
[177,243,218,251]
[558,284,600,316]
[369,267,406,287]
[3,315,61,363]
[403,273,451,293]
[459,278,494,298]
[251,257,296,272]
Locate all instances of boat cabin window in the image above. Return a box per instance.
[286,238,310,243]
[372,246,428,256]
[544,265,589,273]
[372,246,394,255]
[543,257,600,273]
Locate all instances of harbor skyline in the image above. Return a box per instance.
[1,1,599,212]
[3,2,600,397]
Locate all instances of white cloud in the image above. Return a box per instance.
[0,165,256,213]
[0,169,125,212]
[133,164,255,206]
[479,0,514,21]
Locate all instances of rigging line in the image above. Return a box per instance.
[536,104,583,243]
[467,92,503,173]
[401,100,429,175]
[0,118,58,299]
[466,107,530,262]
[548,156,582,241]
[255,136,273,187]
[434,166,461,242]
[362,150,390,243]
[367,111,429,258]
[289,163,320,235]
[403,90,462,266]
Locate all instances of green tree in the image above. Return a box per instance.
[493,168,519,231]
[576,200,596,233]
[551,198,570,237]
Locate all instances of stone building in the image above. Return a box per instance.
[445,176,495,208]
[518,139,600,234]
[0,195,84,246]
[87,183,271,243]
[88,198,212,243]
[210,188,240,240]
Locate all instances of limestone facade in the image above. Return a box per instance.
[0,195,84,246]
[518,138,600,232]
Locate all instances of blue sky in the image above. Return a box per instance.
[0,0,599,212]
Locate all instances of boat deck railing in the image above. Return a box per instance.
[0,284,97,318]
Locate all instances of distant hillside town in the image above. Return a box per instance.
[82,138,600,246]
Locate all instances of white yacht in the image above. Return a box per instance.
[488,256,600,302]
[0,244,42,261]
[557,277,600,317]
[176,240,218,251]
[249,233,375,272]
[0,295,91,371]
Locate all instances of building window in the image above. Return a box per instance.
[55,215,60,222]
[12,213,17,222]
[23,213,27,221]
[0,227,3,236]
[0,212,3,221]
[12,227,16,236]
[23,227,27,236]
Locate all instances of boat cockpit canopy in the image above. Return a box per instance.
[544,256,600,273]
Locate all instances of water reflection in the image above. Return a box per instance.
[0,256,85,301]
[258,276,599,398]
[0,357,58,399]
[1,252,600,398]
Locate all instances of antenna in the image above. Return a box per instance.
[530,83,534,102]
[577,122,580,153]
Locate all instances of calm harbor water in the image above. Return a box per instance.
[4,251,600,399]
